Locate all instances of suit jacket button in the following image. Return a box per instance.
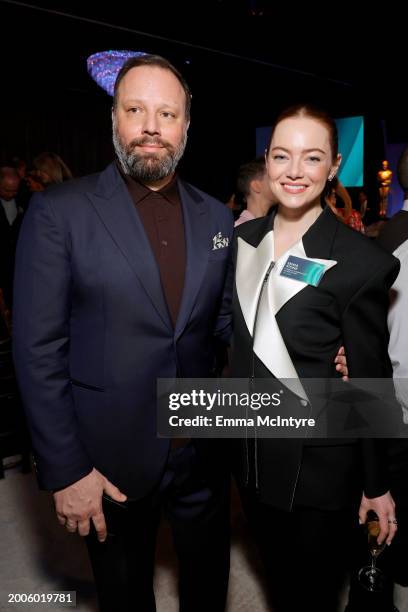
[300,399,308,407]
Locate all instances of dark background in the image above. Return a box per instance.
[1,0,406,203]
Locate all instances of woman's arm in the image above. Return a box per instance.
[341,256,400,542]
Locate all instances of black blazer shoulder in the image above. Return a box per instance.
[330,214,399,285]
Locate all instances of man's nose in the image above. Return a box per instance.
[142,111,160,135]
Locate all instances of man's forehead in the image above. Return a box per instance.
[118,66,185,101]
[120,66,179,88]
[0,168,19,182]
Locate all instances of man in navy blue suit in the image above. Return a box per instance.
[13,55,233,612]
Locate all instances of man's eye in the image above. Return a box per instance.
[161,111,175,118]
[128,107,141,113]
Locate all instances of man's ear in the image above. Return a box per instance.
[249,178,262,195]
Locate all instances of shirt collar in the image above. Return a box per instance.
[1,198,17,207]
[117,161,179,206]
[402,199,408,212]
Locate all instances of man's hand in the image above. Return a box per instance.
[335,345,348,380]
[53,468,127,542]
[359,491,397,546]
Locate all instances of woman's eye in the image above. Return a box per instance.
[307,156,321,163]
[273,155,287,161]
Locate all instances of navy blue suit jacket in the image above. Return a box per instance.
[13,162,233,497]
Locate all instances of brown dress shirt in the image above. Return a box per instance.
[123,172,186,328]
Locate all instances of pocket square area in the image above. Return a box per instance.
[212,232,230,250]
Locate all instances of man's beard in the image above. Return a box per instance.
[112,120,187,183]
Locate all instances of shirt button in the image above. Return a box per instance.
[161,240,168,246]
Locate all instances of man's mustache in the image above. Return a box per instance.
[128,137,174,151]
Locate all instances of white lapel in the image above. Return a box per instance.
[236,231,274,336]
[236,232,337,401]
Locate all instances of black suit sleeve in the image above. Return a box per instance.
[341,256,400,498]
[12,192,93,490]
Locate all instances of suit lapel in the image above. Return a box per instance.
[87,163,172,330]
[175,181,210,339]
[302,205,339,260]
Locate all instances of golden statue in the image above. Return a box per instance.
[377,160,392,217]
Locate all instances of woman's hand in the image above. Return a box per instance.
[335,345,348,380]
[359,491,397,545]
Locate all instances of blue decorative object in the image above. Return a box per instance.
[87,50,146,96]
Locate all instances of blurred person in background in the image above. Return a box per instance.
[234,156,276,227]
[326,176,365,233]
[32,151,73,187]
[0,163,25,309]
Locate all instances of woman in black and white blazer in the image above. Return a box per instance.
[230,105,400,611]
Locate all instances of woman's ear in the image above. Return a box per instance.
[330,153,342,180]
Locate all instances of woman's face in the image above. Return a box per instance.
[266,116,340,212]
